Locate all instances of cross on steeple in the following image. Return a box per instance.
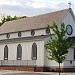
[68,1,71,8]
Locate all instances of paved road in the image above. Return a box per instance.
[0,70,51,75]
[3,72,75,75]
[2,73,48,75]
[1,70,75,75]
[2,72,75,75]
[1,72,51,75]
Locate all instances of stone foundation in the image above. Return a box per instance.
[0,66,34,71]
[0,66,75,72]
[43,67,75,72]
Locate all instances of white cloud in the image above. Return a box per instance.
[25,0,57,9]
[0,0,74,10]
[25,0,70,9]
[32,0,44,2]
[26,1,46,8]
[0,0,74,16]
[0,0,19,6]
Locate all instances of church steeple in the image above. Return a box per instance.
[68,1,71,9]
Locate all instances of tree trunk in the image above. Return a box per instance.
[59,63,60,75]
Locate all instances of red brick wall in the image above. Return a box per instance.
[0,66,34,71]
[0,66,75,72]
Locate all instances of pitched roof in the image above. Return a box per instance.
[0,9,69,34]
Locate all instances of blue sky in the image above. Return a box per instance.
[0,0,75,17]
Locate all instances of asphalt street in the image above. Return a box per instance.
[2,73,48,75]
[1,70,75,75]
[2,72,75,75]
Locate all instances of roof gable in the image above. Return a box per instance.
[69,8,75,21]
[0,9,70,34]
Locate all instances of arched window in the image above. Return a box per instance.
[4,45,8,60]
[17,44,22,60]
[31,43,37,60]
[6,33,10,39]
[18,32,21,37]
[31,30,35,36]
[46,27,50,34]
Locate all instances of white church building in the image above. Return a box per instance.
[0,8,75,72]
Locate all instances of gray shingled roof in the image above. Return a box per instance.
[0,9,69,34]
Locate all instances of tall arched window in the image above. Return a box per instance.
[17,44,22,60]
[31,43,37,60]
[4,45,8,60]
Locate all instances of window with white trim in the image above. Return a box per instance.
[17,44,22,60]
[4,45,8,60]
[31,43,37,60]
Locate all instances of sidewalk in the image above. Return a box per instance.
[0,70,25,75]
[0,70,75,75]
[29,72,75,75]
[37,72,75,75]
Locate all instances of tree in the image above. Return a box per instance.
[0,15,27,26]
[0,15,17,26]
[45,22,72,75]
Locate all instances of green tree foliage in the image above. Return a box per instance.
[45,22,72,75]
[0,15,18,26]
[0,15,27,26]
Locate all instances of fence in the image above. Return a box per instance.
[0,60,36,66]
